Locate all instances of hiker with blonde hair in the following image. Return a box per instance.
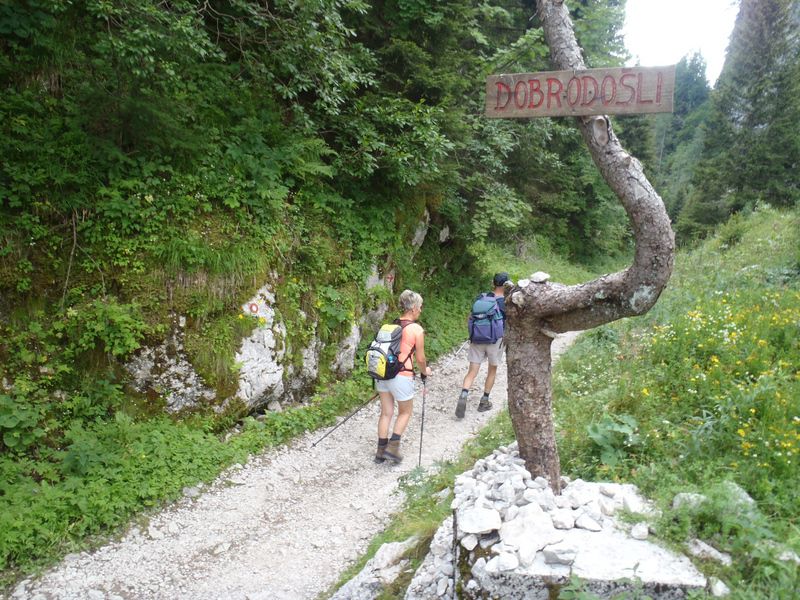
[372,289,432,463]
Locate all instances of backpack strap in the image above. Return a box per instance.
[393,318,416,374]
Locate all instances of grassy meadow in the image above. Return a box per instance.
[335,207,800,599]
[552,207,799,597]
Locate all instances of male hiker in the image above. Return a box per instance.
[455,272,508,419]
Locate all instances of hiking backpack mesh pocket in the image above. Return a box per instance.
[365,323,407,380]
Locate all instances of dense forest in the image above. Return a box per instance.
[0,0,635,468]
[0,0,636,399]
[1,0,798,590]
[653,0,800,237]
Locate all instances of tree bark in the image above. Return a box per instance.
[505,320,559,486]
[505,0,676,492]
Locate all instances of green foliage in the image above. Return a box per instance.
[553,208,800,598]
[659,53,711,157]
[649,52,713,222]
[587,413,641,467]
[0,413,248,574]
[0,394,45,454]
[0,0,642,588]
[468,182,531,242]
[64,299,146,358]
[317,285,355,335]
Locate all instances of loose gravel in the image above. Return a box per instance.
[7,333,578,600]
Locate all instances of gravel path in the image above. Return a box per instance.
[7,333,579,600]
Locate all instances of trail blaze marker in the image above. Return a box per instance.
[486,65,675,119]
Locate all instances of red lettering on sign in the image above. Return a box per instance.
[566,77,581,107]
[546,78,563,108]
[617,73,636,105]
[528,79,544,108]
[486,66,674,117]
[637,73,653,104]
[494,82,512,110]
[514,81,527,108]
[601,75,616,105]
[581,76,599,106]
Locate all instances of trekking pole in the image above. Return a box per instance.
[438,340,469,371]
[418,375,428,467]
[311,393,379,447]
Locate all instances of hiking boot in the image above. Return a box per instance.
[477,397,492,412]
[383,439,403,463]
[374,443,387,463]
[455,392,468,419]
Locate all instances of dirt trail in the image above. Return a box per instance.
[7,333,579,600]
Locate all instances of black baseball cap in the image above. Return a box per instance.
[493,272,509,287]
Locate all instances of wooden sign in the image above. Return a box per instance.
[486,65,675,118]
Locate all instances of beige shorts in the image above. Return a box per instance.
[468,339,504,366]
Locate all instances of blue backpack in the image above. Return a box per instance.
[468,293,504,344]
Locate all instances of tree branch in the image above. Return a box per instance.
[508,0,675,332]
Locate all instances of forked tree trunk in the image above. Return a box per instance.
[505,0,676,493]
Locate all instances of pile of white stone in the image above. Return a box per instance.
[404,442,714,599]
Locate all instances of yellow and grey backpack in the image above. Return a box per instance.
[365,319,414,380]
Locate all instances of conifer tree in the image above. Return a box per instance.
[678,0,800,239]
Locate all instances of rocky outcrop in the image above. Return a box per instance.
[331,322,361,377]
[404,442,714,599]
[285,319,322,402]
[362,265,395,334]
[330,537,419,600]
[411,209,430,253]
[235,286,287,409]
[127,235,413,412]
[125,314,216,412]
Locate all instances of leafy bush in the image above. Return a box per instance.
[0,394,45,454]
[63,300,147,358]
[586,413,640,467]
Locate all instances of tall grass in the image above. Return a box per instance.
[553,206,800,597]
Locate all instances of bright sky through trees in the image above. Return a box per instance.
[623,0,739,85]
